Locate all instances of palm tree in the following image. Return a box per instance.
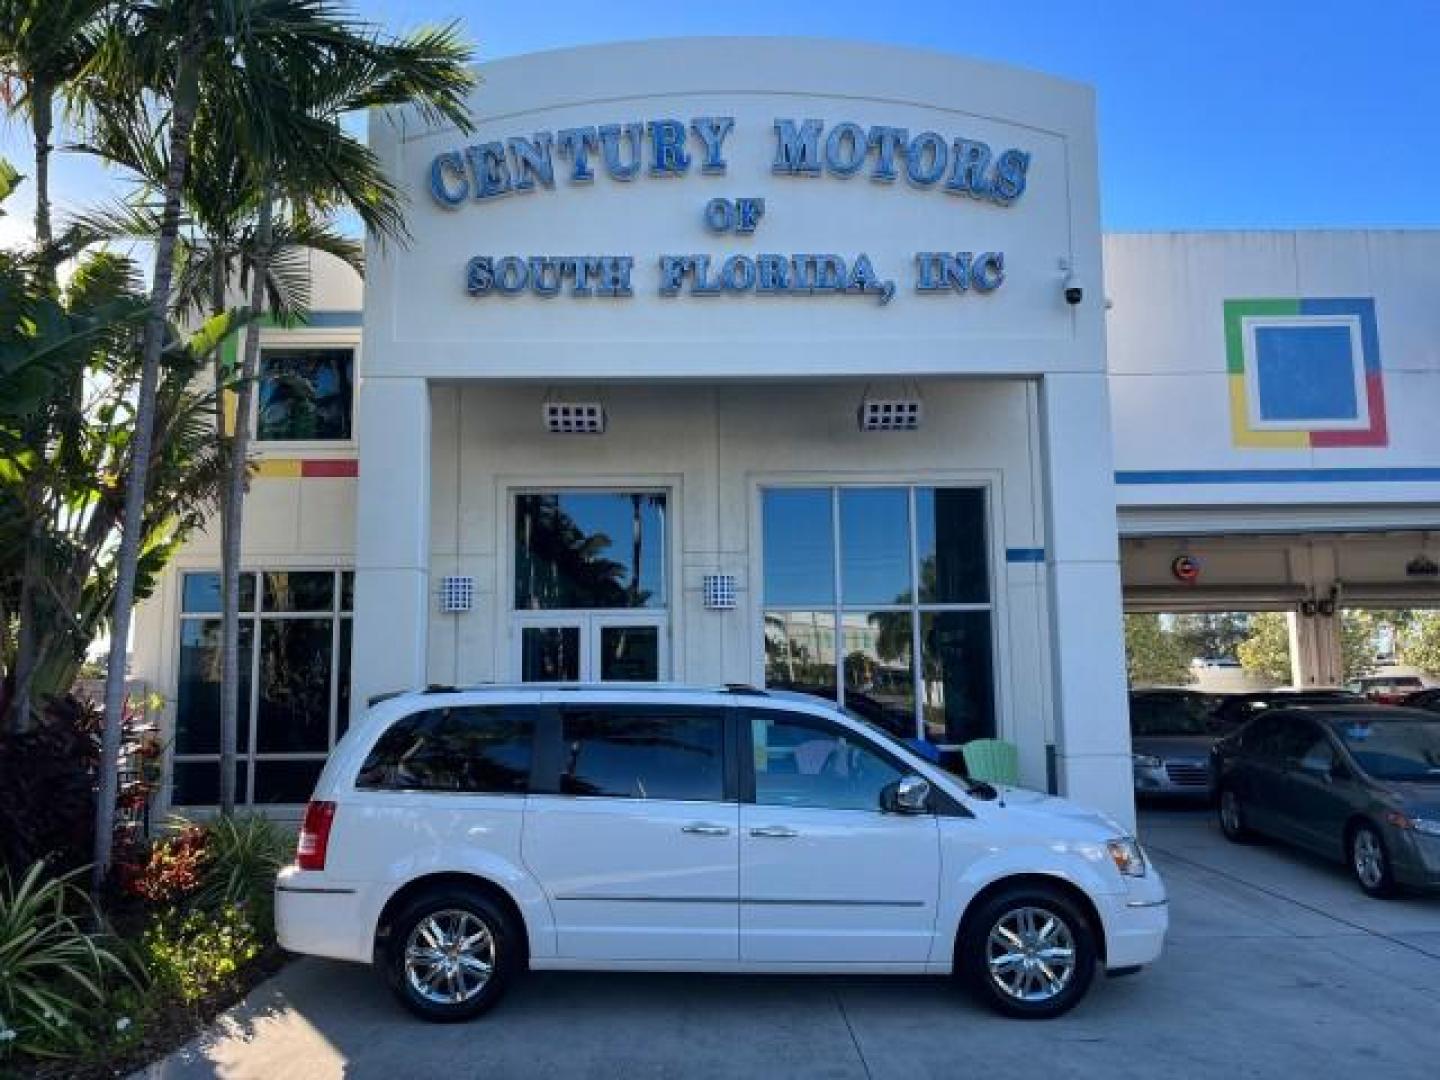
[0,0,107,247]
[82,2,478,852]
[85,2,476,859]
[209,24,474,813]
[0,0,108,733]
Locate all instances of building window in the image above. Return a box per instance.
[514,491,667,610]
[173,569,353,806]
[761,486,994,747]
[256,348,354,442]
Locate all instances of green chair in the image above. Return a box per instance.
[961,738,1020,786]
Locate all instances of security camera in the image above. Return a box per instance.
[1063,270,1083,306]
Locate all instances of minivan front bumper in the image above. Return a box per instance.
[1098,866,1169,970]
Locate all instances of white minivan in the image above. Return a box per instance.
[276,685,1167,1021]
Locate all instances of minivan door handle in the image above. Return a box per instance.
[681,822,732,836]
[749,825,799,839]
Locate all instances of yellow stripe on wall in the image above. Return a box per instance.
[253,459,303,478]
[1229,375,1308,448]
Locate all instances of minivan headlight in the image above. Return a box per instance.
[1132,754,1163,770]
[1107,837,1148,877]
[1388,812,1440,837]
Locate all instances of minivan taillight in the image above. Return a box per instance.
[297,801,336,871]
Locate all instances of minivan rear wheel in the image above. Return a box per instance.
[958,886,1096,1019]
[385,887,520,1021]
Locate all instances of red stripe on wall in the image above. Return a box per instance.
[1311,374,1388,448]
[300,459,359,478]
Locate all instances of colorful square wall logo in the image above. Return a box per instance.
[1224,297,1386,448]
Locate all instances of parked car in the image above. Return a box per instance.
[1402,687,1440,713]
[1129,689,1226,799]
[1211,704,1440,896]
[276,684,1167,1021]
[1344,674,1425,704]
[1210,688,1364,730]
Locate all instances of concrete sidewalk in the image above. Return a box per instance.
[137,809,1440,1080]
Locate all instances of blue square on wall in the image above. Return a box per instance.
[1253,324,1358,422]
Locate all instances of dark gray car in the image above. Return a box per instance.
[1212,705,1440,896]
[1130,690,1225,798]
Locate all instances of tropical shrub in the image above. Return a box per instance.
[0,698,99,878]
[0,862,138,1060]
[192,815,293,938]
[116,823,210,906]
[140,905,262,1006]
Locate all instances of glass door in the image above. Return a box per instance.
[511,489,671,683]
[512,614,666,682]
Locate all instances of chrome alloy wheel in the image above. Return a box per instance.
[1353,828,1385,890]
[985,906,1077,1003]
[404,909,495,1005]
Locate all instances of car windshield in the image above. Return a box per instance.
[1327,718,1440,782]
[1130,696,1221,736]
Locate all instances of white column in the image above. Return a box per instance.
[353,376,431,710]
[1287,609,1343,687]
[1039,373,1134,829]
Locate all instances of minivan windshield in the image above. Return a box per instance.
[1130,694,1221,736]
[1327,718,1440,782]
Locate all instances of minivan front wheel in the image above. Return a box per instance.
[385,887,519,1021]
[959,887,1096,1019]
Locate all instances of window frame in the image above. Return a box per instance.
[752,479,1004,750]
[170,567,354,808]
[243,330,360,453]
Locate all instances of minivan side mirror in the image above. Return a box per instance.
[881,774,931,814]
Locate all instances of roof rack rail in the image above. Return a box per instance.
[423,684,459,694]
[366,689,407,708]
[724,684,768,696]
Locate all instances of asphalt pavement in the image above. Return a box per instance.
[135,806,1440,1080]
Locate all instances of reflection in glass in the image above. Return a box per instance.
[560,709,724,800]
[762,489,834,606]
[916,488,989,604]
[515,492,666,610]
[336,619,352,736]
[263,571,334,612]
[252,760,325,804]
[842,612,917,740]
[176,620,252,754]
[522,626,580,682]
[257,619,332,752]
[181,572,255,614]
[839,488,911,606]
[257,348,354,442]
[599,625,659,681]
[172,761,247,807]
[920,611,995,744]
[358,707,534,792]
[763,610,837,702]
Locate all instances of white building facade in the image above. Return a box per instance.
[130,39,1440,830]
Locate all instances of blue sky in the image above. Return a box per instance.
[3,0,1436,239]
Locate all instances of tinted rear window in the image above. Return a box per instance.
[559,706,725,801]
[357,706,535,793]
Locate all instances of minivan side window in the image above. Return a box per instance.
[559,706,725,801]
[356,706,535,793]
[751,712,902,812]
